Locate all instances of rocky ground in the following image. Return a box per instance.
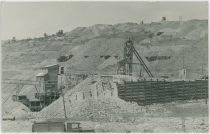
[2,108,208,132]
[1,19,208,132]
[1,78,208,132]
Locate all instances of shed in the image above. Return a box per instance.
[19,85,37,100]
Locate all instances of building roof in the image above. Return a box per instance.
[29,98,41,102]
[41,64,58,69]
[19,85,37,101]
[36,72,48,77]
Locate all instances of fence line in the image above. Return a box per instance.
[117,80,208,105]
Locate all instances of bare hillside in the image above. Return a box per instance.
[2,19,208,79]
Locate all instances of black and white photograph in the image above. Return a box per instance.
[1,1,209,133]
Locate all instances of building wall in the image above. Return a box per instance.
[36,65,59,94]
[58,62,66,75]
[117,80,208,106]
[47,65,59,82]
[68,77,118,103]
[36,75,48,93]
[46,65,59,92]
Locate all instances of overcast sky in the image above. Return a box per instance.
[1,2,208,40]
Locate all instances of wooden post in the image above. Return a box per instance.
[205,81,208,104]
[181,117,186,132]
[60,76,67,119]
[61,89,67,119]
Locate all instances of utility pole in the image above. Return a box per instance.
[181,117,186,132]
[201,63,204,75]
[60,76,67,119]
[182,47,185,69]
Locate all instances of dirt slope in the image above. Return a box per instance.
[1,19,208,116]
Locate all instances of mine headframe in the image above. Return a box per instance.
[117,38,154,77]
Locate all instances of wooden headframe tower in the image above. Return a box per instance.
[117,38,153,77]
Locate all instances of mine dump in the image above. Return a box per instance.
[1,2,209,133]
